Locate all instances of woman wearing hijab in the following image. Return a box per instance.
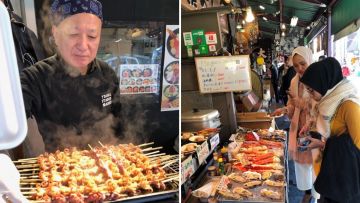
[272,46,317,202]
[300,57,360,203]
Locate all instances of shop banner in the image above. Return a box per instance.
[161,25,179,111]
[119,64,159,94]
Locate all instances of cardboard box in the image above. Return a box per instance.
[236,112,273,129]
[236,91,262,112]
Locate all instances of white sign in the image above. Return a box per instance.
[196,141,210,165]
[209,44,216,52]
[195,55,252,93]
[210,133,220,150]
[205,32,217,44]
[183,32,194,46]
[181,155,195,183]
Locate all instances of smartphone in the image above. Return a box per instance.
[307,131,322,140]
[298,137,310,152]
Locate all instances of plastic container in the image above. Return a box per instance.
[0,3,28,150]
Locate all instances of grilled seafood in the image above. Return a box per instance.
[243,180,262,188]
[232,187,252,197]
[260,188,281,200]
[242,171,261,180]
[263,180,286,187]
[218,190,242,200]
[228,173,246,183]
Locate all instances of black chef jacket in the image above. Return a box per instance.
[20,55,122,152]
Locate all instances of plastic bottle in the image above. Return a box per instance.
[213,152,219,175]
[218,158,225,175]
[221,146,228,163]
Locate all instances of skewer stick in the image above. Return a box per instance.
[161,160,178,169]
[18,168,39,172]
[21,191,36,195]
[20,179,42,182]
[161,159,179,167]
[20,188,36,190]
[162,176,179,183]
[13,159,37,164]
[141,146,163,152]
[20,182,37,185]
[16,164,40,169]
[148,153,166,158]
[137,142,154,147]
[17,157,38,161]
[143,150,160,156]
[98,141,105,147]
[20,175,39,179]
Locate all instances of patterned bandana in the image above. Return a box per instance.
[50,0,103,24]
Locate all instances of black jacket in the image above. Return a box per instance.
[20,55,122,151]
[314,133,360,202]
[280,66,296,96]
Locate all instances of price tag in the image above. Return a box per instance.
[210,133,220,150]
[196,140,210,165]
[181,156,195,183]
[183,32,194,46]
[205,32,217,44]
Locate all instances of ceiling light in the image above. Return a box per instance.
[281,31,285,37]
[263,17,268,21]
[259,5,265,10]
[281,23,286,30]
[319,3,326,8]
[114,38,122,42]
[290,16,298,27]
[245,7,255,23]
[242,20,246,25]
[224,0,231,3]
[306,26,311,30]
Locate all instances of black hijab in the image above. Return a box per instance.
[300,57,344,96]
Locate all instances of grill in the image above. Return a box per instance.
[15,142,179,203]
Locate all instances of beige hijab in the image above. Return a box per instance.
[288,46,314,163]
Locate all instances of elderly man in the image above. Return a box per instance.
[20,0,122,152]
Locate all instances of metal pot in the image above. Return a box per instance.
[181,109,221,131]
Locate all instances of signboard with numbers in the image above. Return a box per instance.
[195,55,252,93]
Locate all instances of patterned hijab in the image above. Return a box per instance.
[50,0,103,24]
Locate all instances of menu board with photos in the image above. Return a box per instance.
[161,25,179,111]
[195,55,252,93]
[119,64,159,94]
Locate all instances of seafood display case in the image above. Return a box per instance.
[16,142,179,203]
[190,128,289,203]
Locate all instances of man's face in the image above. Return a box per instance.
[52,13,102,74]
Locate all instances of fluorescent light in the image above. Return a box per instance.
[262,17,268,21]
[290,16,298,27]
[115,38,122,42]
[242,20,245,25]
[319,3,326,7]
[245,7,255,22]
[281,31,285,37]
[236,24,242,29]
[259,5,265,10]
[306,26,311,30]
[281,23,286,30]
